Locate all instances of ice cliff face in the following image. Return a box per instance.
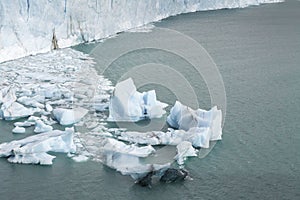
[0,0,283,63]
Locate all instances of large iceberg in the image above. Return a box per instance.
[0,0,283,63]
[108,78,167,122]
[0,128,76,165]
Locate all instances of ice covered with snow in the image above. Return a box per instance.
[0,0,283,63]
[108,78,167,122]
[0,128,76,165]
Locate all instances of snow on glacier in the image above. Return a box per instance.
[0,0,283,63]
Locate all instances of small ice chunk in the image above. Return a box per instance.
[12,126,26,134]
[34,119,53,133]
[53,107,88,125]
[14,121,35,127]
[108,78,167,122]
[174,141,197,165]
[45,103,53,112]
[72,155,89,162]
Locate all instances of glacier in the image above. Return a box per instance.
[0,0,283,63]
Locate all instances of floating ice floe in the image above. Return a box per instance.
[99,138,170,179]
[108,78,168,122]
[0,128,76,165]
[53,107,89,126]
[12,126,26,134]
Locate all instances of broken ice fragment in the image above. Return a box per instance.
[12,126,26,134]
[174,141,197,165]
[0,128,76,165]
[53,107,88,125]
[34,119,53,133]
[108,78,167,122]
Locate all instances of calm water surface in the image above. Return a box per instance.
[1,0,300,199]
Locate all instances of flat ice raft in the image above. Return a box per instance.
[108,78,168,122]
[0,128,76,165]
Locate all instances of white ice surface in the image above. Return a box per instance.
[167,101,223,141]
[99,138,169,179]
[108,78,167,122]
[0,128,76,165]
[53,107,88,126]
[174,141,198,165]
[34,119,53,133]
[0,0,283,63]
[12,126,26,134]
[119,127,213,148]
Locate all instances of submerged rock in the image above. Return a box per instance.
[160,168,188,183]
[136,171,154,187]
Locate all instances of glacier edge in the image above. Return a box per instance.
[0,0,283,63]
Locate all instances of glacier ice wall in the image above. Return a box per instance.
[0,0,283,63]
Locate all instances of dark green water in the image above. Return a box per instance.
[1,0,300,199]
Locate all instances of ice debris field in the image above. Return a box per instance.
[0,48,223,184]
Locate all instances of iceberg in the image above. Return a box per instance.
[167,101,222,141]
[53,107,88,125]
[0,0,283,63]
[108,78,167,122]
[0,128,76,165]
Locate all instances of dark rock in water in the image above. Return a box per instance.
[137,172,153,187]
[160,168,188,183]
